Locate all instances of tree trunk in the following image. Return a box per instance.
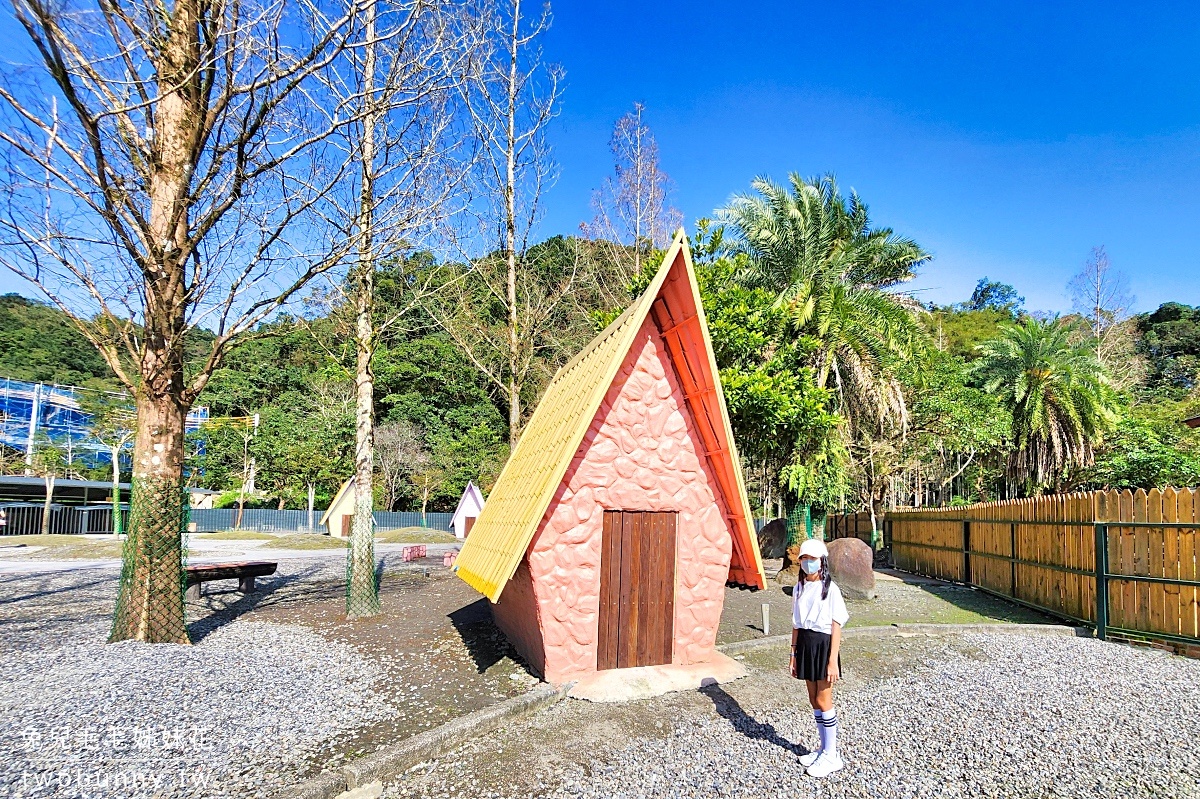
[504,0,521,447]
[348,277,379,617]
[111,443,122,538]
[346,0,380,620]
[109,1,197,643]
[41,475,54,536]
[109,390,190,644]
[812,506,827,541]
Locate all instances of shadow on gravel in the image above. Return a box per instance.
[0,572,114,605]
[448,598,529,676]
[188,564,327,642]
[700,684,808,756]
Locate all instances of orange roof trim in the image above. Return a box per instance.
[453,231,767,601]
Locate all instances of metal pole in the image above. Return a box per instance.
[307,484,315,532]
[1094,523,1108,641]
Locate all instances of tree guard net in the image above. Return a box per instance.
[109,477,191,644]
[345,495,380,618]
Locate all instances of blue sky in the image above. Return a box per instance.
[2,2,1197,314]
[540,0,1200,313]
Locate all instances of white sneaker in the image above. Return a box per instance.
[807,752,844,778]
[798,750,822,767]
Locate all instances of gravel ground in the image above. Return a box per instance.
[718,564,1056,645]
[385,633,1200,799]
[0,557,400,799]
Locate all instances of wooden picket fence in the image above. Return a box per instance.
[826,511,876,544]
[885,488,1200,655]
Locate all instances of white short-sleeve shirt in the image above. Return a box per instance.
[792,579,850,635]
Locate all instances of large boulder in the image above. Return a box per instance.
[774,543,801,587]
[827,537,876,600]
[757,518,788,559]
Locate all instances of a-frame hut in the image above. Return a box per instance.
[451,480,486,539]
[320,477,356,538]
[454,232,765,685]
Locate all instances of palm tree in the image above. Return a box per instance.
[719,174,930,436]
[720,174,928,543]
[972,317,1117,493]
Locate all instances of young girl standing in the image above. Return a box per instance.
[790,538,849,778]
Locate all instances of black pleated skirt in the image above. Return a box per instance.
[793,628,841,682]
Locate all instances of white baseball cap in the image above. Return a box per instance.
[799,539,829,559]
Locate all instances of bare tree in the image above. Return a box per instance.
[78,389,136,537]
[308,0,471,617]
[28,434,66,536]
[433,0,561,446]
[585,102,681,274]
[374,420,429,511]
[1068,246,1143,389]
[0,0,361,642]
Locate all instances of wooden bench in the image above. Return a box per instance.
[185,561,277,600]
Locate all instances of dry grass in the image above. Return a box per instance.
[375,527,456,544]
[192,529,278,541]
[259,533,347,550]
[0,534,123,559]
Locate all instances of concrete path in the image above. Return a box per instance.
[0,540,460,573]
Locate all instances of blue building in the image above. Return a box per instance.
[0,377,209,472]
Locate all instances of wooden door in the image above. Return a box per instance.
[464,516,476,537]
[597,510,677,670]
[341,514,352,538]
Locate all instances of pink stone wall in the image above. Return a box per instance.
[517,317,735,684]
[491,560,546,676]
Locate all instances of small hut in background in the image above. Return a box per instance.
[454,233,765,685]
[320,477,355,538]
[451,480,486,539]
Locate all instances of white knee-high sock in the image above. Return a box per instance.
[817,708,838,756]
[812,710,822,748]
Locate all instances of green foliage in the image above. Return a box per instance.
[877,348,1012,504]
[963,277,1024,314]
[973,316,1118,492]
[906,349,1010,456]
[719,173,929,437]
[192,286,510,511]
[375,332,509,510]
[12,210,1200,517]
[0,294,118,387]
[716,175,932,511]
[1085,402,1200,490]
[781,432,851,509]
[1136,302,1200,394]
[928,307,1013,361]
[691,227,838,471]
[28,432,68,478]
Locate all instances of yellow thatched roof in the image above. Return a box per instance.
[453,232,765,601]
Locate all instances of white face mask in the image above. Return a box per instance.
[801,559,821,575]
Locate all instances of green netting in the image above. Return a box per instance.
[109,476,191,644]
[785,502,812,547]
[345,492,380,618]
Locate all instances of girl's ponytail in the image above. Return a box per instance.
[820,555,831,600]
